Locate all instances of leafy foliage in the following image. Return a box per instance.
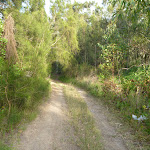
[0,0,150,147]
[0,0,50,138]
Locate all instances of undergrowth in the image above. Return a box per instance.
[0,16,51,150]
[0,79,51,149]
[60,74,150,148]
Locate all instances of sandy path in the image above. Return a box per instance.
[14,81,79,150]
[76,88,128,150]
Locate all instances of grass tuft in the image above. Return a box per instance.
[0,141,11,150]
[64,85,102,150]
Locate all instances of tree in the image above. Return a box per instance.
[49,0,79,72]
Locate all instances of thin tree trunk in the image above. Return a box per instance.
[5,73,11,117]
[95,45,97,71]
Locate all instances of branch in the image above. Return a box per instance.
[5,73,11,117]
[118,63,150,83]
[121,64,149,71]
[50,31,66,47]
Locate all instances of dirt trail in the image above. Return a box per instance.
[76,88,128,150]
[14,81,79,150]
[13,81,133,150]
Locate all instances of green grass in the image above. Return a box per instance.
[0,106,40,150]
[60,75,150,149]
[64,84,102,150]
[0,141,11,150]
[0,79,51,149]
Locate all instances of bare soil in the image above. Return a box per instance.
[76,88,129,150]
[13,81,142,150]
[14,81,79,150]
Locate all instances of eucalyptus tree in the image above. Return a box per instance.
[76,4,107,67]
[0,0,24,9]
[49,0,79,73]
[96,0,149,79]
[104,0,150,66]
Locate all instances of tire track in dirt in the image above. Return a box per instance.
[76,88,128,150]
[14,81,79,150]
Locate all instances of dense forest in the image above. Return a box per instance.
[0,0,150,148]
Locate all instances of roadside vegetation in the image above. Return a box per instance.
[0,17,50,148]
[0,0,149,149]
[58,0,150,147]
[64,84,102,150]
[60,73,150,148]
